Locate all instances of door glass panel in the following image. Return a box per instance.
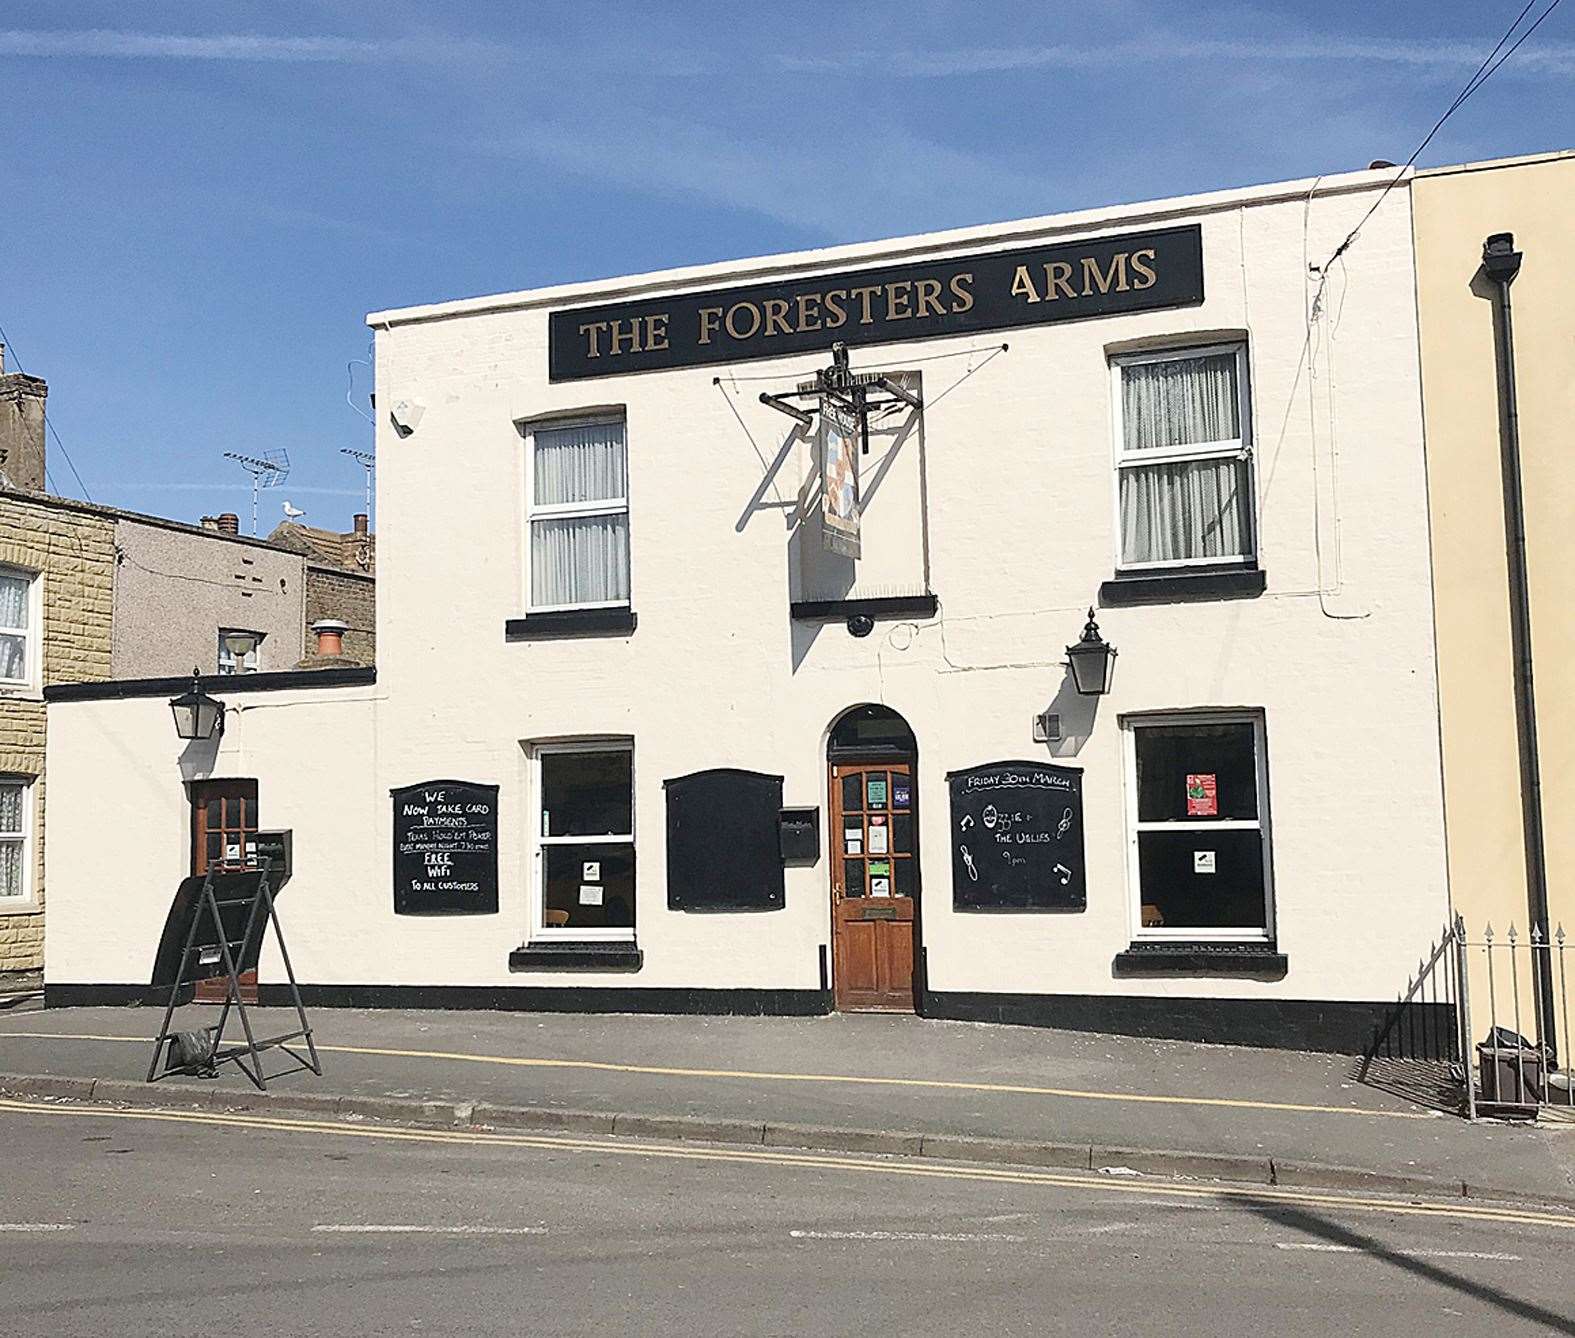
[865,772,888,809]
[891,812,913,853]
[844,858,865,897]
[841,773,862,813]
[894,858,915,898]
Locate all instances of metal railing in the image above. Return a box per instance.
[1360,917,1572,1120]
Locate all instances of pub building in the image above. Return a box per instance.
[42,163,1454,1050]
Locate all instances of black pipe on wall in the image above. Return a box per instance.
[1479,231,1556,1053]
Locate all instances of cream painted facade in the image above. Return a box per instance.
[1413,152,1575,948]
[45,165,1458,1049]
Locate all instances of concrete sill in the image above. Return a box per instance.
[509,941,644,972]
[1114,942,1287,977]
[505,609,637,640]
[1099,567,1265,606]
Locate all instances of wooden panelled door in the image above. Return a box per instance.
[830,760,918,1011]
[190,780,260,1003]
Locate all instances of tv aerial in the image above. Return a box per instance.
[340,447,375,522]
[223,450,291,534]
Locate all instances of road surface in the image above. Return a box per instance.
[0,1097,1570,1336]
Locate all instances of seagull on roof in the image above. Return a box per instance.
[282,500,306,522]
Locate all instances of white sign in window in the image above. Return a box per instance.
[1126,713,1272,940]
[534,743,634,939]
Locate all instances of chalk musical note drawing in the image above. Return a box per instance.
[960,845,978,882]
[1053,863,1072,885]
[1055,807,1072,840]
[959,813,974,831]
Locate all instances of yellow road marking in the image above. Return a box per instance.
[0,1030,1435,1122]
[2,1096,1567,1231]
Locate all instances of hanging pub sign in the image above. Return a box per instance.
[549,224,1203,381]
[821,398,861,558]
[949,761,1086,911]
[392,780,499,915]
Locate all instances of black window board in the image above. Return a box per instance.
[665,768,786,912]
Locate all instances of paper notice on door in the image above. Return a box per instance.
[578,884,604,905]
[870,877,891,897]
[868,822,889,855]
[224,844,241,861]
[1193,850,1216,875]
[582,861,601,882]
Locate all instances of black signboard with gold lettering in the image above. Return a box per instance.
[549,225,1202,381]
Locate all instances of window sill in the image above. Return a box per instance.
[505,608,637,640]
[1113,941,1286,976]
[1099,567,1265,606]
[509,941,644,971]
[0,899,40,917]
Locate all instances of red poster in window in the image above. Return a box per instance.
[1186,773,1217,816]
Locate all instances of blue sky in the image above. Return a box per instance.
[2,1,1570,531]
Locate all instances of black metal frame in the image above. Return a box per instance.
[757,342,923,454]
[145,859,321,1091]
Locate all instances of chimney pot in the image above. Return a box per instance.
[199,515,219,531]
[352,513,369,536]
[310,619,350,658]
[216,513,240,535]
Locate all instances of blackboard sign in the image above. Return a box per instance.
[392,780,499,915]
[665,769,786,912]
[949,761,1086,912]
[549,225,1203,380]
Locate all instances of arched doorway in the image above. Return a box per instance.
[827,705,920,1011]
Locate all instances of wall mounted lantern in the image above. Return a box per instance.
[170,668,225,741]
[1066,608,1117,696]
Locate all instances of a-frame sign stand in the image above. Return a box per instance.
[146,859,321,1091]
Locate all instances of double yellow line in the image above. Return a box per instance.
[3,1096,1570,1232]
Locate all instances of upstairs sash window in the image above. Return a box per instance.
[0,570,36,687]
[527,417,630,611]
[1113,345,1254,570]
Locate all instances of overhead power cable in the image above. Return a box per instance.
[0,321,94,500]
[1320,0,1565,272]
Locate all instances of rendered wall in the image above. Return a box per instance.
[1413,154,1575,946]
[111,519,305,677]
[44,169,1452,1015]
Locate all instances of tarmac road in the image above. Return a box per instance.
[0,1098,1571,1338]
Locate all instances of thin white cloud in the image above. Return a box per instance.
[122,483,364,497]
[0,28,500,63]
[780,36,1575,78]
[480,116,1051,237]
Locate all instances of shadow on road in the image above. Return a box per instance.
[1234,1198,1574,1335]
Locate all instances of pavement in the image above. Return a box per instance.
[1,1001,1573,1209]
[2,1096,1572,1337]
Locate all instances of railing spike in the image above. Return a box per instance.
[1531,924,1543,945]
[1508,923,1519,945]
[1484,923,1495,943]
[1557,924,1566,947]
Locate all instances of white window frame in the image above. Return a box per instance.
[1109,342,1256,573]
[0,566,42,693]
[0,775,36,912]
[217,628,264,675]
[1123,710,1274,942]
[528,739,635,942]
[523,414,631,614]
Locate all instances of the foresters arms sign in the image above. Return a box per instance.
[549,224,1203,380]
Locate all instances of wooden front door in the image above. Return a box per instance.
[830,760,918,1011]
[191,780,259,1003]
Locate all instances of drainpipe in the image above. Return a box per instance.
[1480,231,1556,1053]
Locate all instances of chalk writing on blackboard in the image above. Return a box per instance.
[392,780,500,915]
[948,761,1086,911]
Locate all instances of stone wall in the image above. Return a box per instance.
[0,495,114,974]
[305,564,375,665]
